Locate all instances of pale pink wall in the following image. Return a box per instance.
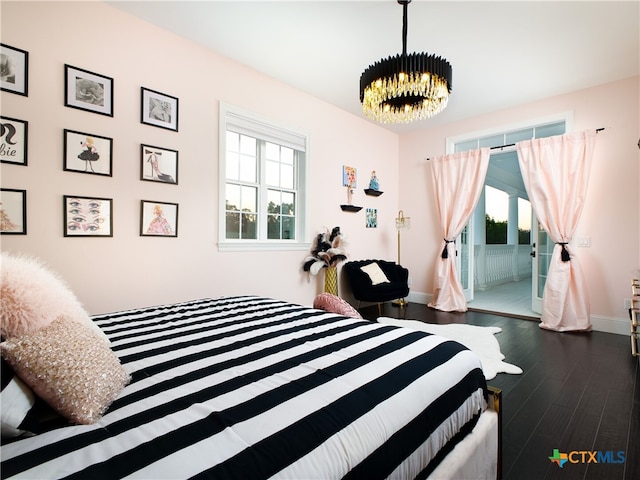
[0,1,399,314]
[400,76,640,324]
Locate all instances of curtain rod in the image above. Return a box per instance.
[425,128,604,161]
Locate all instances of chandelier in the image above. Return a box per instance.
[359,0,452,124]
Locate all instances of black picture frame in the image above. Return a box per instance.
[0,44,28,96]
[140,200,178,237]
[141,87,178,131]
[64,64,114,117]
[63,195,113,237]
[0,188,26,235]
[63,129,113,177]
[140,144,178,184]
[0,116,28,165]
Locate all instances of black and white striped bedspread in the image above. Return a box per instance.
[1,296,488,480]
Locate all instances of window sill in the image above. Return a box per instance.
[218,241,311,253]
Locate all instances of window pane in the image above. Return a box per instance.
[266,142,279,160]
[535,122,565,138]
[241,213,257,239]
[240,135,256,154]
[505,128,534,144]
[479,134,504,148]
[282,192,295,215]
[226,212,240,239]
[226,151,239,180]
[267,189,281,214]
[454,139,477,152]
[267,214,280,239]
[281,164,294,189]
[266,160,279,187]
[226,131,239,151]
[281,147,293,165]
[239,154,257,183]
[241,186,257,212]
[282,216,295,240]
[226,183,240,211]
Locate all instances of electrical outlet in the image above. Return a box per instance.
[408,276,412,286]
[624,298,632,310]
[577,237,591,247]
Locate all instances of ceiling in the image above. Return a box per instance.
[109,1,639,134]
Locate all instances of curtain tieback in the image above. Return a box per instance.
[442,239,456,259]
[557,242,571,262]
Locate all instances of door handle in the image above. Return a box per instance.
[530,251,536,258]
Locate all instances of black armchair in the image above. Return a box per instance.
[343,260,410,314]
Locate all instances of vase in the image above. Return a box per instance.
[324,266,338,296]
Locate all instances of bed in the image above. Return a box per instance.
[1,295,499,479]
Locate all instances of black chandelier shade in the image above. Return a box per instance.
[359,0,453,123]
[359,52,453,105]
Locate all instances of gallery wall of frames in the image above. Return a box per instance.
[1,44,179,239]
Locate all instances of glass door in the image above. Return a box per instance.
[531,216,552,314]
[459,218,474,302]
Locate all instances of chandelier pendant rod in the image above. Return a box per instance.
[401,0,409,56]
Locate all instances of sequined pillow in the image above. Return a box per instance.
[0,316,130,425]
[313,293,363,319]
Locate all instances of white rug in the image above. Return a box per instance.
[377,318,523,380]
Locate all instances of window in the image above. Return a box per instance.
[219,104,309,251]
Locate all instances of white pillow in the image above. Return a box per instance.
[360,262,390,285]
[0,358,36,439]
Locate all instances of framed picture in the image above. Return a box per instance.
[0,188,26,235]
[0,44,28,96]
[64,64,113,117]
[0,116,28,165]
[343,165,357,187]
[64,129,113,176]
[63,195,113,237]
[366,208,378,228]
[141,144,178,184]
[141,87,178,131]
[140,200,178,237]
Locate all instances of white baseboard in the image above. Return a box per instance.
[590,315,631,336]
[407,291,629,336]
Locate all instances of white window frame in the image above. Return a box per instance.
[218,102,310,252]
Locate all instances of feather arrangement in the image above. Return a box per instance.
[302,226,348,275]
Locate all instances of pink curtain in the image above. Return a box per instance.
[428,148,490,312]
[516,130,597,331]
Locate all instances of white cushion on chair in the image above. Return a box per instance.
[360,262,390,285]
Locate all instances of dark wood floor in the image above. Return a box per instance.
[358,302,640,480]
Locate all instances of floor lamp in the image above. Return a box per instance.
[393,210,410,307]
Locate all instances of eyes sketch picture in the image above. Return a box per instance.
[63,195,113,237]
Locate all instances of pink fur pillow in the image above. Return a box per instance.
[0,253,108,343]
[313,293,362,319]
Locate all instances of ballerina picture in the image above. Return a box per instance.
[64,129,113,176]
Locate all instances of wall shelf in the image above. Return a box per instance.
[340,205,363,212]
[364,189,383,197]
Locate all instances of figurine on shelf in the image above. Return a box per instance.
[346,182,355,205]
[368,170,380,191]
